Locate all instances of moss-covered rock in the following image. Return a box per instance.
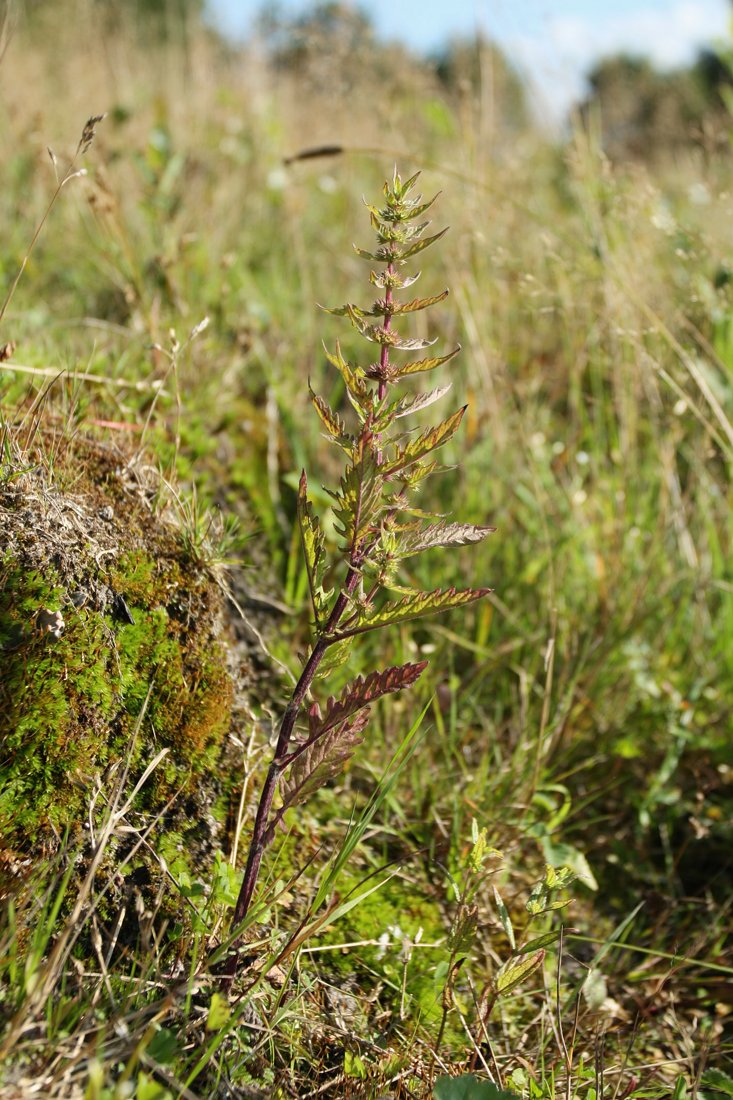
[0,432,235,884]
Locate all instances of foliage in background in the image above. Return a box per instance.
[0,1,731,1095]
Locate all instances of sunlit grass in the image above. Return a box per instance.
[0,3,731,1096]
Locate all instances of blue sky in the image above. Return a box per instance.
[207,0,731,118]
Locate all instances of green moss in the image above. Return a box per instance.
[0,459,235,859]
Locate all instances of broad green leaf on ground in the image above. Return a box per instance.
[495,949,545,996]
[434,1076,521,1100]
[702,1070,733,1096]
[541,838,598,891]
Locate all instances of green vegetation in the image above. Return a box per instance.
[0,2,731,1097]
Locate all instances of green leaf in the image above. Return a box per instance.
[399,227,449,261]
[328,444,383,550]
[335,585,490,638]
[353,244,384,262]
[495,950,545,996]
[344,1051,367,1079]
[702,1070,733,1096]
[541,839,598,891]
[390,383,453,421]
[365,290,449,318]
[313,637,354,680]
[493,886,515,951]
[309,385,353,450]
[392,346,461,378]
[434,1075,521,1100]
[392,289,449,314]
[206,992,231,1031]
[581,968,608,1011]
[515,930,563,954]
[297,471,332,629]
[323,342,371,413]
[146,1027,180,1065]
[672,1076,688,1100]
[404,193,441,220]
[136,1073,173,1100]
[382,406,467,476]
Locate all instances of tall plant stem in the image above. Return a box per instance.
[225,263,398,968]
[223,562,363,974]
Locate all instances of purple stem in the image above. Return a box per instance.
[222,258,399,983]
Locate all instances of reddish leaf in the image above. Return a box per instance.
[313,661,428,736]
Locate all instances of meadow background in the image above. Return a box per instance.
[0,1,732,1097]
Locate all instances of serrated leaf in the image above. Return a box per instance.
[313,662,428,736]
[392,290,449,314]
[401,219,431,241]
[397,168,421,195]
[393,383,453,419]
[399,227,448,261]
[384,502,445,520]
[309,385,353,450]
[450,901,479,954]
[495,949,545,996]
[280,708,370,810]
[493,886,515,951]
[392,347,461,378]
[403,193,441,221]
[701,1070,733,1096]
[350,308,438,350]
[358,290,450,319]
[328,444,383,550]
[395,459,442,490]
[313,637,354,680]
[372,382,451,433]
[398,520,496,558]
[389,333,439,351]
[334,585,490,639]
[297,471,332,629]
[323,341,371,413]
[542,897,574,912]
[382,406,466,475]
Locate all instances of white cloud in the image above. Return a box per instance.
[506,0,730,123]
[550,1,728,69]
